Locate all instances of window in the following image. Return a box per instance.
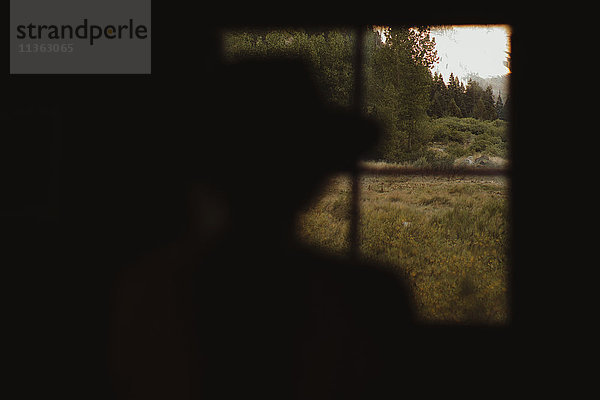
[222,25,512,325]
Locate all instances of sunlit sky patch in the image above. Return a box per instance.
[429,25,511,82]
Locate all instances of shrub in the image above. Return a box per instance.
[448,129,470,144]
[446,142,469,158]
[428,154,455,169]
[468,133,505,156]
[369,116,509,164]
[412,156,429,168]
[430,121,451,143]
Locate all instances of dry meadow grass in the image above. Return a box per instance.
[296,170,510,325]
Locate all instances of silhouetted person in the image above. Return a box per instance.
[105,58,420,399]
[193,60,419,398]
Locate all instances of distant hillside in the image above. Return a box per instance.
[463,73,510,102]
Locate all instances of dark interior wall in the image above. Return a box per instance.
[2,6,549,399]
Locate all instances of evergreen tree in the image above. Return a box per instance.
[482,85,496,120]
[223,28,355,108]
[447,73,458,100]
[501,94,510,121]
[448,97,462,117]
[464,79,483,118]
[429,91,444,117]
[495,93,504,120]
[472,97,486,120]
[428,72,448,117]
[447,73,467,117]
[224,26,440,161]
[365,26,437,157]
[457,80,468,117]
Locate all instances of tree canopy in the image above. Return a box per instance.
[222,26,509,163]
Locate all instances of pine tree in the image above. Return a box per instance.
[429,92,444,117]
[365,26,437,158]
[447,73,458,100]
[501,94,510,121]
[495,93,504,120]
[464,79,483,118]
[457,80,468,117]
[472,98,485,120]
[482,85,496,120]
[448,97,462,117]
[428,72,448,117]
[447,73,467,117]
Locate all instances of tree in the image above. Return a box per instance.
[495,94,504,120]
[501,94,511,121]
[428,72,448,117]
[482,85,497,120]
[429,91,445,117]
[447,73,468,117]
[472,97,486,120]
[365,26,437,158]
[448,97,462,117]
[223,26,440,161]
[222,28,355,108]
[464,79,483,118]
[458,80,467,117]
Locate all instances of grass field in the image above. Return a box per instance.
[296,166,510,325]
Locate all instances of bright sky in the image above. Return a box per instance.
[429,25,511,82]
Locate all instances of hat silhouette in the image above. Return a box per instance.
[196,59,380,226]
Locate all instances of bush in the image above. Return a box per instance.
[430,121,451,143]
[407,150,454,169]
[446,142,469,158]
[368,116,508,164]
[448,129,470,144]
[468,133,505,156]
[412,156,429,168]
[429,154,456,169]
[374,128,433,164]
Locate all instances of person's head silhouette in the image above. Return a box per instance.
[197,59,380,246]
